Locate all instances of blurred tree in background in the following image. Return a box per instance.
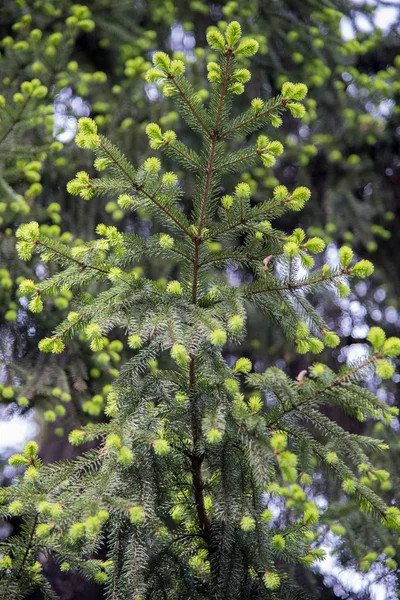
[0,1,399,598]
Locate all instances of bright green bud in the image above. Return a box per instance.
[9,454,29,467]
[94,158,110,172]
[270,432,287,452]
[19,279,36,296]
[75,131,99,151]
[117,447,134,465]
[146,68,166,83]
[342,479,357,494]
[159,234,174,249]
[86,323,102,339]
[153,439,171,456]
[263,571,280,591]
[208,65,222,83]
[232,68,250,83]
[281,82,308,101]
[224,378,240,394]
[234,357,252,374]
[261,509,273,523]
[38,338,65,354]
[367,327,386,349]
[69,523,86,540]
[24,441,38,457]
[206,428,222,444]
[162,172,178,187]
[228,315,244,333]
[287,102,306,118]
[143,157,161,173]
[169,60,185,76]
[273,185,289,201]
[210,329,227,346]
[283,241,299,257]
[171,344,190,366]
[271,534,285,550]
[300,473,313,486]
[44,410,56,423]
[229,82,245,95]
[303,501,319,524]
[128,334,143,349]
[225,21,242,47]
[16,221,40,241]
[240,516,256,532]
[146,122,162,140]
[78,117,97,135]
[326,452,338,464]
[323,331,340,348]
[28,294,43,314]
[2,387,14,399]
[32,85,48,99]
[376,359,394,380]
[0,555,12,569]
[68,430,86,446]
[153,52,170,72]
[30,28,43,41]
[9,501,23,516]
[221,195,233,209]
[330,524,346,536]
[384,507,400,531]
[260,153,276,167]
[352,259,374,278]
[338,245,353,267]
[235,182,251,198]
[167,280,182,295]
[382,337,400,358]
[206,29,225,52]
[13,92,24,104]
[162,130,176,144]
[235,38,259,57]
[309,338,324,354]
[129,505,145,524]
[36,524,52,539]
[251,98,264,112]
[384,546,396,558]
[305,237,325,254]
[290,186,310,210]
[267,142,284,158]
[95,571,107,584]
[106,434,121,449]
[337,282,351,298]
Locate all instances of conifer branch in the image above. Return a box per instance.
[245,269,351,297]
[220,98,286,140]
[197,51,233,235]
[36,240,109,274]
[169,76,212,137]
[219,149,260,172]
[166,140,207,173]
[202,194,296,241]
[0,95,32,146]
[98,139,193,238]
[266,355,378,428]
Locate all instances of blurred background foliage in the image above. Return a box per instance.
[0,0,399,598]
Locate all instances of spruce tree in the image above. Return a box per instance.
[1,21,400,600]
